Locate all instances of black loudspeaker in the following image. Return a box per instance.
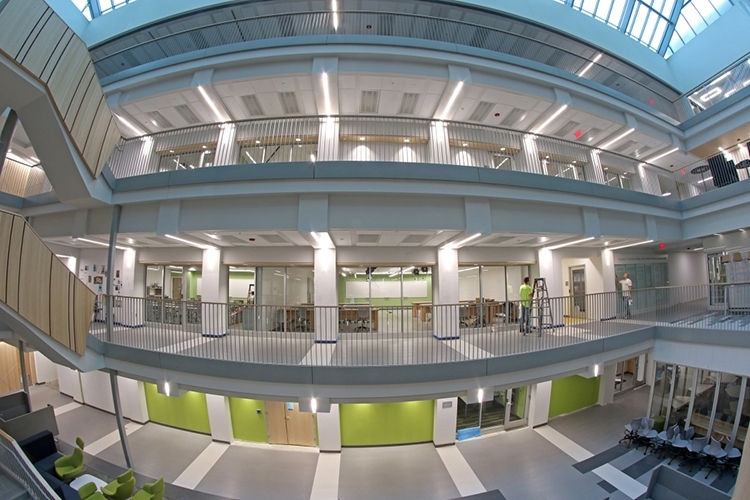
[707,154,739,188]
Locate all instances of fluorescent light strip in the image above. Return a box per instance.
[545,236,594,251]
[692,247,703,251]
[645,147,679,163]
[75,237,131,251]
[443,233,481,249]
[710,71,732,85]
[600,128,635,150]
[55,254,75,259]
[458,266,479,272]
[440,81,464,120]
[661,192,671,197]
[165,234,214,250]
[608,240,654,251]
[322,72,332,116]
[198,86,225,122]
[532,105,568,135]
[114,114,143,136]
[577,53,602,77]
[697,176,713,184]
[332,0,338,29]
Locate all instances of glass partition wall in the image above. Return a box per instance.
[254,266,314,332]
[456,386,530,434]
[649,362,748,448]
[458,265,530,327]
[144,264,202,325]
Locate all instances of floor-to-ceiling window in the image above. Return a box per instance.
[458,265,531,327]
[253,266,314,332]
[456,386,530,434]
[144,264,201,325]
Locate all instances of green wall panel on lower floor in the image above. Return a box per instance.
[340,400,434,446]
[228,397,268,443]
[548,375,601,419]
[144,383,211,434]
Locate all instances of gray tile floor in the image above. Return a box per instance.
[56,404,120,449]
[29,383,73,409]
[339,443,460,500]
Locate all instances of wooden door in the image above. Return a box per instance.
[265,401,289,444]
[285,403,315,446]
[172,277,182,300]
[265,401,316,446]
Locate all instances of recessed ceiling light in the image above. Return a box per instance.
[255,140,260,144]
[169,150,174,153]
[359,137,365,141]
[500,147,505,151]
[545,155,550,159]
[295,138,301,142]
[202,145,207,149]
[572,160,576,164]
[462,143,468,147]
[404,138,410,143]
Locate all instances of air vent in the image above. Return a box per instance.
[357,233,380,244]
[241,94,265,116]
[553,121,580,138]
[614,140,638,153]
[360,91,380,114]
[501,108,525,127]
[278,92,300,114]
[146,111,173,129]
[260,234,288,244]
[635,146,651,158]
[398,93,419,115]
[585,127,602,141]
[401,234,429,244]
[482,235,514,245]
[224,235,251,244]
[174,105,200,125]
[469,101,495,122]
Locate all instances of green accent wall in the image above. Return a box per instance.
[340,401,434,446]
[228,397,268,443]
[337,273,432,306]
[229,271,255,301]
[548,375,601,419]
[187,270,200,299]
[144,383,211,434]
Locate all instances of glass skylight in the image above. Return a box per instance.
[554,0,734,57]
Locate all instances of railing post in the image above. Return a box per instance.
[109,370,133,469]
[18,341,30,409]
[106,205,123,342]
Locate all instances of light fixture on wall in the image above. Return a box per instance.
[645,147,679,163]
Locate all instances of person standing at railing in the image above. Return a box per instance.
[519,277,534,333]
[619,273,633,319]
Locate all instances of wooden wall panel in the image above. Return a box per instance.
[47,43,91,116]
[6,216,25,311]
[73,279,95,355]
[68,278,76,349]
[97,119,122,177]
[39,31,74,83]
[82,100,110,171]
[0,1,48,60]
[18,229,52,334]
[0,212,14,303]
[21,15,68,78]
[62,67,95,125]
[49,258,71,348]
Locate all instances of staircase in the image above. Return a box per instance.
[0,469,33,500]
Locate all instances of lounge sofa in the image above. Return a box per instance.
[17,430,78,500]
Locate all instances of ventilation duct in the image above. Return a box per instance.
[241,94,265,116]
[278,92,300,114]
[174,104,200,125]
[501,108,525,127]
[469,101,495,122]
[398,93,419,115]
[146,110,173,129]
[360,91,380,113]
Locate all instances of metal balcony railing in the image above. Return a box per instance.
[0,429,60,500]
[106,115,735,200]
[684,52,750,114]
[90,283,750,367]
[90,10,681,120]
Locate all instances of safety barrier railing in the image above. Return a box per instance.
[91,283,750,367]
[683,51,750,114]
[0,429,59,500]
[0,159,54,199]
[90,10,680,119]
[107,115,682,197]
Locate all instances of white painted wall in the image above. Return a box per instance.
[598,363,616,406]
[529,381,552,427]
[206,394,233,443]
[118,377,149,424]
[315,247,338,341]
[33,352,57,384]
[668,252,709,287]
[201,248,228,335]
[433,397,458,446]
[57,365,82,402]
[317,403,342,452]
[80,370,115,413]
[653,340,750,377]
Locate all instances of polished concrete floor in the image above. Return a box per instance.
[28,384,736,500]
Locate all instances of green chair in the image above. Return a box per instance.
[55,437,84,481]
[131,477,164,500]
[78,482,106,500]
[101,469,135,500]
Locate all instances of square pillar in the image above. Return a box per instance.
[598,363,616,406]
[206,394,233,443]
[529,381,552,427]
[434,398,458,446]
[202,247,228,337]
[317,117,340,161]
[429,121,450,164]
[317,403,341,452]
[586,150,606,184]
[600,248,617,320]
[214,123,239,166]
[519,134,544,175]
[114,248,145,327]
[433,247,459,339]
[314,247,338,342]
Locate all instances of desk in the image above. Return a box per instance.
[464,301,501,325]
[339,307,379,331]
[412,301,432,321]
[691,413,746,450]
[70,474,108,491]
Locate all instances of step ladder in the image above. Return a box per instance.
[529,278,555,336]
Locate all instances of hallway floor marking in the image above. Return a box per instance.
[85,422,144,456]
[309,452,340,500]
[437,445,487,497]
[443,339,493,359]
[54,402,81,416]
[157,337,213,354]
[172,441,230,490]
[300,343,336,366]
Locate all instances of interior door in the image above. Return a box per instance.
[569,267,586,318]
[172,277,182,300]
[265,401,289,444]
[265,401,316,446]
[504,386,529,430]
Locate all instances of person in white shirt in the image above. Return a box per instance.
[619,273,633,318]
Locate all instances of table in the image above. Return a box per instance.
[339,307,379,331]
[691,413,746,450]
[70,474,108,491]
[412,301,432,321]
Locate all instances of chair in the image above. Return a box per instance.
[720,439,742,478]
[620,417,641,447]
[655,424,679,458]
[272,308,287,331]
[101,469,136,499]
[354,308,370,332]
[668,427,693,465]
[637,417,658,454]
[55,437,84,481]
[703,438,728,479]
[680,435,708,472]
[131,477,164,500]
[459,306,471,327]
[78,482,107,500]
[294,307,310,332]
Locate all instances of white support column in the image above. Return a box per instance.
[117,377,149,424]
[317,403,341,452]
[520,134,545,175]
[537,248,564,326]
[433,247,460,339]
[586,149,606,184]
[529,381,552,427]
[317,117,340,161]
[428,120,450,164]
[314,247,338,342]
[214,123,239,166]
[598,363,616,406]
[115,248,145,327]
[636,163,663,195]
[434,398,458,446]
[201,247,228,337]
[601,248,617,320]
[636,354,646,383]
[206,394,233,443]
[57,365,83,402]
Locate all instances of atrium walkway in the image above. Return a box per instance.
[28,384,737,499]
